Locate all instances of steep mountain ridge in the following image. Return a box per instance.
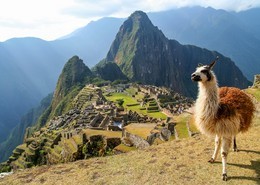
[98,11,250,97]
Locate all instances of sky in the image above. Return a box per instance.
[0,0,259,42]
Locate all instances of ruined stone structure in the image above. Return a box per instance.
[253,74,260,88]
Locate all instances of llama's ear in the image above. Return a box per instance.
[208,61,216,70]
[208,56,219,70]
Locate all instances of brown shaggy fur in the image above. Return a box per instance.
[218,87,255,133]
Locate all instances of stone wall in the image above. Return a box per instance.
[253,74,260,88]
[123,131,150,149]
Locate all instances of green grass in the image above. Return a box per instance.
[174,113,190,138]
[245,88,260,101]
[125,87,137,95]
[106,92,138,105]
[105,91,167,120]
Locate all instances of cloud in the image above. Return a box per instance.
[62,0,145,18]
[0,0,260,41]
[62,0,260,20]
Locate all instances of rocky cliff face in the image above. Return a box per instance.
[92,60,128,82]
[102,11,250,97]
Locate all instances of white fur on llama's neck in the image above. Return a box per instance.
[195,76,219,136]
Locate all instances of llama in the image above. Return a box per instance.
[191,57,255,181]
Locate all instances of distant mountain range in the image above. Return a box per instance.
[0,6,259,157]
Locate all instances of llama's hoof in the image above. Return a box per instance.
[222,173,228,181]
[233,148,239,152]
[208,158,215,163]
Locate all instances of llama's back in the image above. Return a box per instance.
[218,87,255,133]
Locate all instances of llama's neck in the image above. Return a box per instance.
[195,78,219,121]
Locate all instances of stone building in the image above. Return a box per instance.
[253,74,260,88]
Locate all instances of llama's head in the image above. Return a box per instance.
[191,57,218,83]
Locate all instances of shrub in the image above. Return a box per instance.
[116,99,124,107]
[0,165,11,173]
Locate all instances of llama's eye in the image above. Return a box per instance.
[201,70,208,73]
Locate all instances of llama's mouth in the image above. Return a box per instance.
[191,75,201,82]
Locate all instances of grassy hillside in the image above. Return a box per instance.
[0,118,258,185]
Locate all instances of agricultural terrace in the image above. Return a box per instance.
[104,86,167,120]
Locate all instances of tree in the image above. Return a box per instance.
[116,99,124,107]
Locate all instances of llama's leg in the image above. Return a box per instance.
[208,135,221,163]
[221,136,232,181]
[233,136,238,152]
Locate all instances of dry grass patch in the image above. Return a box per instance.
[124,123,156,139]
[114,144,136,153]
[83,129,121,138]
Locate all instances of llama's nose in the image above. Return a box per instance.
[191,73,200,81]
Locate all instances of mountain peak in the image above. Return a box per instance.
[51,56,93,109]
[105,10,166,78]
[130,10,150,22]
[123,10,154,33]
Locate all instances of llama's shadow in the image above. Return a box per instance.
[228,159,260,184]
[238,149,260,155]
[211,149,260,183]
